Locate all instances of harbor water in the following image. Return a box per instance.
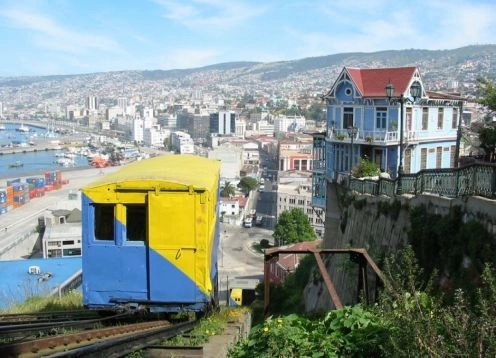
[0,122,91,180]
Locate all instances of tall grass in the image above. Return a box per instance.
[0,290,83,313]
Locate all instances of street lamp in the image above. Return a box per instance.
[385,81,421,194]
[347,126,358,177]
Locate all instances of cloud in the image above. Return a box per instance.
[0,7,123,55]
[154,0,269,30]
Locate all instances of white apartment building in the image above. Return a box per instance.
[143,125,171,148]
[106,106,123,121]
[235,120,246,138]
[273,115,306,134]
[254,120,275,136]
[276,172,325,237]
[132,117,144,142]
[171,131,194,154]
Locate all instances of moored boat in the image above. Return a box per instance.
[9,161,24,168]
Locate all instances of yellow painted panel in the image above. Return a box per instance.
[148,190,211,295]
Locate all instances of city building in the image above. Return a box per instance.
[210,110,237,135]
[312,66,463,207]
[208,143,243,181]
[277,171,325,237]
[86,95,98,111]
[171,131,194,154]
[278,135,313,171]
[42,209,82,258]
[273,115,306,134]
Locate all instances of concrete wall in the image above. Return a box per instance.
[303,184,496,312]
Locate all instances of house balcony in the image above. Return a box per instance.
[327,128,457,146]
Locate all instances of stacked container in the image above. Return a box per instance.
[0,186,14,214]
[26,177,46,199]
[44,170,62,191]
[12,182,27,209]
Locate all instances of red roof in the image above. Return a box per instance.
[346,67,417,97]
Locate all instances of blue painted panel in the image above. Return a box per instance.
[82,193,148,307]
[355,108,362,128]
[82,245,147,306]
[148,249,207,303]
[335,82,354,102]
[363,107,374,131]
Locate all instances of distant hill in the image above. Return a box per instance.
[1,45,495,87]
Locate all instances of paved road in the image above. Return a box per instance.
[217,222,272,302]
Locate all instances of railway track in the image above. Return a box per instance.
[0,314,198,357]
[0,311,131,342]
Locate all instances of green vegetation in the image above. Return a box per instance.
[475,78,496,161]
[165,307,248,347]
[1,290,83,313]
[230,247,496,357]
[237,177,258,194]
[272,208,317,245]
[220,181,236,197]
[352,158,380,178]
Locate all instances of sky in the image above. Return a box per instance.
[0,0,495,77]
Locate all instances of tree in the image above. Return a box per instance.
[475,78,496,162]
[273,208,317,246]
[476,78,496,114]
[237,177,258,194]
[220,181,236,197]
[478,126,496,162]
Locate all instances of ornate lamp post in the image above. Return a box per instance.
[347,126,358,177]
[385,81,421,194]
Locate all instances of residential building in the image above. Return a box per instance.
[277,171,325,237]
[143,125,170,148]
[132,116,144,142]
[278,135,313,171]
[312,66,463,207]
[42,209,82,258]
[171,131,194,154]
[273,115,306,134]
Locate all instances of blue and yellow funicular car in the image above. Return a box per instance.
[81,154,221,314]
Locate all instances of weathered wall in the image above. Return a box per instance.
[303,182,496,312]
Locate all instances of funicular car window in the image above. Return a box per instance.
[126,204,146,241]
[94,204,115,241]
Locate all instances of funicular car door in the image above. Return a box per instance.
[147,189,198,303]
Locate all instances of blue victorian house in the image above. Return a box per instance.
[312,66,463,208]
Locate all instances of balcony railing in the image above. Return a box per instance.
[328,128,457,144]
[346,163,496,199]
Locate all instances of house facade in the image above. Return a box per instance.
[312,66,463,208]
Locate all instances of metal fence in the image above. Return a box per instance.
[348,163,496,199]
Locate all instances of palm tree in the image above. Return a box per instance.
[220,181,235,197]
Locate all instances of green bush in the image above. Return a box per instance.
[230,247,496,357]
[352,158,380,178]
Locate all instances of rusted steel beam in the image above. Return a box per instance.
[263,247,386,316]
[355,248,386,283]
[312,251,343,309]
